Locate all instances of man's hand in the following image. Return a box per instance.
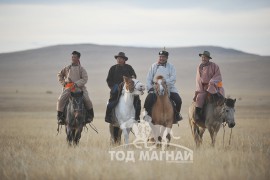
[193,91,198,102]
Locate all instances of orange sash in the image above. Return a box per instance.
[65,82,76,92]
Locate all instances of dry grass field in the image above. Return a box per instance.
[0,91,269,180]
[0,44,269,179]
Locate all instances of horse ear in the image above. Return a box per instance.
[234,99,236,103]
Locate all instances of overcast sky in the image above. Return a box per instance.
[0,0,269,55]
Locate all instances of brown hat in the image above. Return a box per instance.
[114,52,128,61]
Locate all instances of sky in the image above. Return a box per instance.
[0,0,270,55]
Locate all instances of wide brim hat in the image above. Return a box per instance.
[114,52,128,61]
[199,51,212,59]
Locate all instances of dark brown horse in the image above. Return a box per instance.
[65,90,86,146]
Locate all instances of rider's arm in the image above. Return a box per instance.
[129,65,137,79]
[146,64,154,91]
[165,64,176,87]
[75,67,88,87]
[57,67,67,86]
[106,66,115,89]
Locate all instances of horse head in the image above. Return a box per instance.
[70,90,84,120]
[123,76,145,95]
[154,75,168,96]
[221,98,236,128]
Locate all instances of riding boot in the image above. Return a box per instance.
[85,108,94,124]
[143,93,156,121]
[174,112,183,124]
[105,107,113,123]
[195,107,202,122]
[57,111,65,125]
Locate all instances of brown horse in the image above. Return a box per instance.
[188,95,236,148]
[150,75,174,147]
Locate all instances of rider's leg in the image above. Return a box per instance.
[170,92,183,122]
[82,89,94,123]
[143,93,156,121]
[105,86,119,123]
[57,88,71,125]
[195,92,207,122]
[133,96,141,121]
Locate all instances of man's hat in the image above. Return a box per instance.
[114,52,128,61]
[159,47,169,57]
[199,51,212,59]
[72,51,81,58]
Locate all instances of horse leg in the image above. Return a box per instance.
[161,127,170,150]
[191,122,203,148]
[122,128,130,146]
[148,123,159,150]
[74,126,83,146]
[109,124,116,145]
[209,125,220,147]
[208,126,217,147]
[66,126,73,146]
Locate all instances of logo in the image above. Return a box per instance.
[109,120,193,163]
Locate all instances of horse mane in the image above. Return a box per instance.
[155,75,164,81]
[225,98,236,108]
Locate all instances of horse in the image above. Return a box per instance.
[110,76,145,146]
[149,75,176,149]
[188,95,236,148]
[65,89,86,146]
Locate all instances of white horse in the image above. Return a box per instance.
[112,76,145,146]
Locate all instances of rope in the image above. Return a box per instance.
[222,122,233,147]
[89,123,99,134]
[229,128,233,145]
[222,123,226,148]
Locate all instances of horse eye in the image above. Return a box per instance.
[226,110,229,112]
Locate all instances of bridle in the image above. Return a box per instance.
[154,79,168,96]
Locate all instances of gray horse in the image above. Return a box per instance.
[65,90,86,146]
[188,96,236,147]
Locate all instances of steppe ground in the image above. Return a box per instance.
[0,89,269,180]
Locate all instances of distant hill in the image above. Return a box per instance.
[0,44,269,100]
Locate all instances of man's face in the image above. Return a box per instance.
[72,54,80,64]
[158,55,168,64]
[117,57,126,65]
[201,55,210,64]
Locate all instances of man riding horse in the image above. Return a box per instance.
[143,49,183,124]
[193,51,225,122]
[105,52,141,123]
[56,51,94,125]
